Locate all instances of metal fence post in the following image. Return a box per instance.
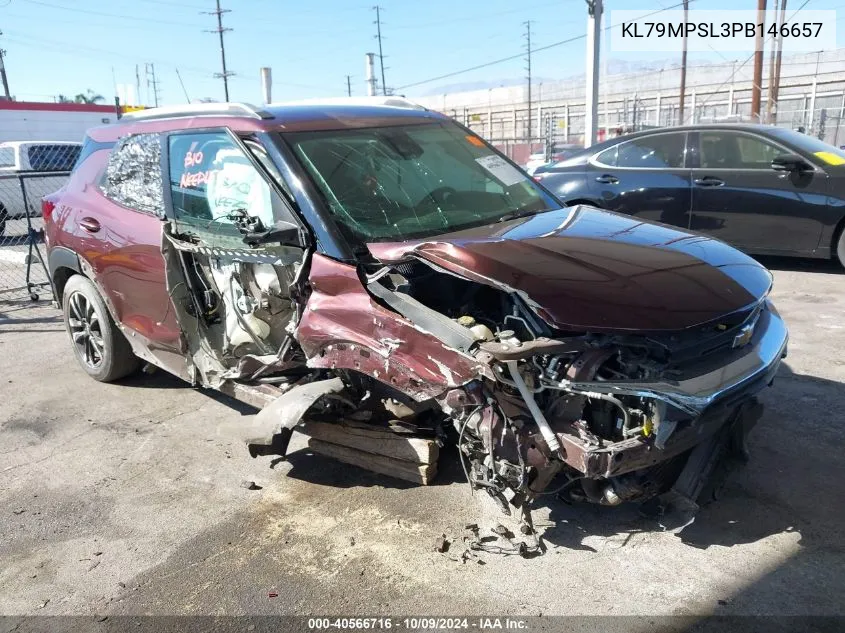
[808,77,818,131]
[655,93,661,126]
[18,175,53,302]
[564,104,570,143]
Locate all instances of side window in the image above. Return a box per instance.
[700,132,782,169]
[101,133,164,214]
[595,145,618,167]
[615,133,686,168]
[168,131,282,236]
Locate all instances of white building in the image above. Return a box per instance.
[0,101,120,143]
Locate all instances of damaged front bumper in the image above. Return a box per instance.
[549,303,787,481]
[555,302,788,418]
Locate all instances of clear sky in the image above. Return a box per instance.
[1,0,842,106]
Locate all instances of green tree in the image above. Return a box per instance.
[56,94,73,103]
[73,89,104,104]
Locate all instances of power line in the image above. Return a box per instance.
[203,0,233,101]
[373,5,387,96]
[396,0,694,91]
[390,1,572,31]
[21,0,205,28]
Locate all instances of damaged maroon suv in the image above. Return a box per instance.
[44,100,788,533]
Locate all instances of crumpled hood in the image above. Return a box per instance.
[367,206,773,332]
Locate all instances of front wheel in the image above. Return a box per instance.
[62,275,140,382]
[0,207,7,236]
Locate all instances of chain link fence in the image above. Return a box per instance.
[457,80,845,166]
[0,144,81,303]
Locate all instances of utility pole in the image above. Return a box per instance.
[373,6,387,95]
[524,21,533,144]
[346,75,352,97]
[135,64,141,106]
[584,0,603,147]
[0,49,11,101]
[750,0,767,122]
[770,0,787,123]
[766,0,779,122]
[145,63,161,107]
[204,0,233,101]
[0,31,10,100]
[678,0,689,124]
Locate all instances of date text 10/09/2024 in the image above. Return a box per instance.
[307,618,529,630]
[621,21,823,39]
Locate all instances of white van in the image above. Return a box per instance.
[0,141,82,235]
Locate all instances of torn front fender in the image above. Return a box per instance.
[242,377,346,457]
[295,254,489,401]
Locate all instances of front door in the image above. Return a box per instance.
[587,131,692,229]
[688,130,829,255]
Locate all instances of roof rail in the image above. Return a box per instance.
[119,102,274,121]
[269,96,426,111]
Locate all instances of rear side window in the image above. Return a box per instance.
[595,145,618,167]
[614,133,686,169]
[73,137,115,172]
[101,133,164,214]
[0,147,15,167]
[27,144,81,171]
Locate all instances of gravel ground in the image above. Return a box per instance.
[0,257,843,623]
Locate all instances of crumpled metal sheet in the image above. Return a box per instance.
[102,133,164,214]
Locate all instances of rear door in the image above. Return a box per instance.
[688,129,829,254]
[587,131,692,228]
[80,133,185,374]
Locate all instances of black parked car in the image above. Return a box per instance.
[535,124,845,266]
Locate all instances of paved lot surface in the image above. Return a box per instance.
[0,257,843,620]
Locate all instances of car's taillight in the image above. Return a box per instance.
[41,198,56,222]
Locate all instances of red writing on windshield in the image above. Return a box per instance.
[184,149,204,169]
[179,169,217,188]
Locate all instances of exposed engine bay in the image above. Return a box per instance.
[155,219,785,544]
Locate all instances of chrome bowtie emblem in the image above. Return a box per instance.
[732,323,755,349]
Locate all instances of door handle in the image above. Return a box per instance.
[79,217,101,233]
[693,177,725,187]
[595,174,619,184]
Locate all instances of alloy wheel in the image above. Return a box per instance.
[67,291,105,369]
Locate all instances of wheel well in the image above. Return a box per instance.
[565,198,602,208]
[832,216,845,260]
[52,266,78,304]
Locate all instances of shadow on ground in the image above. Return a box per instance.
[754,254,843,274]
[270,359,845,558]
[534,361,844,554]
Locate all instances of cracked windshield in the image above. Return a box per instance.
[287,121,557,242]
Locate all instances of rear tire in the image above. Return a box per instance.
[62,275,140,382]
[0,207,7,236]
